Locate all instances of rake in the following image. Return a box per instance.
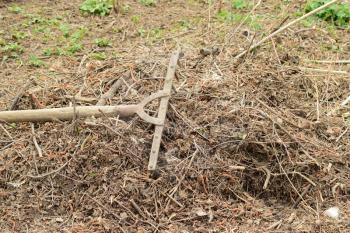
[0,49,182,170]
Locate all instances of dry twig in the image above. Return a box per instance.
[31,123,43,158]
[9,79,33,110]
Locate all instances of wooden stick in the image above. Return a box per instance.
[0,90,168,125]
[97,73,131,106]
[148,49,181,170]
[0,105,138,123]
[234,0,340,59]
[298,66,348,75]
[306,60,350,64]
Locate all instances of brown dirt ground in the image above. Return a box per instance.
[0,0,350,232]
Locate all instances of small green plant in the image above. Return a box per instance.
[43,47,67,56]
[71,27,87,42]
[150,27,163,40]
[43,48,53,56]
[1,42,24,58]
[138,28,146,37]
[28,55,45,67]
[90,52,107,60]
[139,0,156,7]
[33,26,51,34]
[217,9,236,22]
[131,15,141,24]
[59,24,70,38]
[28,15,47,25]
[305,0,350,28]
[216,10,262,30]
[12,31,28,40]
[8,5,23,14]
[95,38,111,47]
[232,0,249,10]
[80,0,113,16]
[67,43,83,54]
[28,56,43,67]
[178,20,191,29]
[1,42,24,53]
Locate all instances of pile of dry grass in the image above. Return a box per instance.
[1,47,349,232]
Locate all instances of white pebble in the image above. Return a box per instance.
[324,207,340,219]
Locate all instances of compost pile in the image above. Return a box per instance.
[0,47,349,232]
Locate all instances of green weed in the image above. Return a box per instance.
[139,0,156,7]
[178,20,191,29]
[95,38,111,47]
[150,27,164,40]
[300,17,316,27]
[41,25,87,57]
[12,31,28,40]
[131,15,141,24]
[80,0,113,16]
[1,42,24,53]
[59,24,71,38]
[28,15,47,25]
[138,28,146,37]
[217,9,237,22]
[1,42,23,58]
[90,52,107,60]
[43,48,53,56]
[231,0,249,10]
[216,10,262,30]
[67,43,83,54]
[8,5,23,14]
[43,47,67,56]
[28,55,45,67]
[305,0,350,28]
[71,27,88,42]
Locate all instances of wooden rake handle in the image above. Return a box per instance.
[0,91,168,125]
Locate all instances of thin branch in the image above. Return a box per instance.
[27,159,70,179]
[298,66,348,75]
[306,60,350,64]
[31,123,43,158]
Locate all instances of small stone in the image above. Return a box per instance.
[55,217,64,223]
[324,207,340,219]
[120,212,128,220]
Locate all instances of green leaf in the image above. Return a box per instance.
[305,0,350,28]
[232,0,248,10]
[95,38,111,47]
[28,55,45,67]
[80,0,112,16]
